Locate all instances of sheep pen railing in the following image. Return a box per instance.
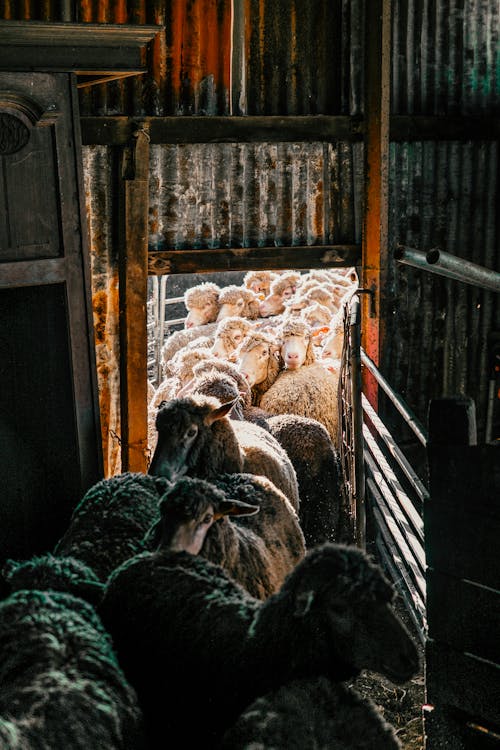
[360,349,428,644]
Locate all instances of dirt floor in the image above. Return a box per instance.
[349,597,426,749]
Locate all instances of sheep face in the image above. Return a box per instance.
[321,327,344,360]
[217,296,246,321]
[147,478,259,555]
[185,303,217,329]
[149,397,237,481]
[281,332,311,370]
[238,340,280,386]
[259,293,285,318]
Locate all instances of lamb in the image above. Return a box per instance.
[258,271,303,317]
[211,315,254,361]
[149,394,301,511]
[160,320,218,376]
[243,270,279,297]
[145,475,305,600]
[98,541,419,749]
[220,676,403,749]
[53,472,170,582]
[0,573,144,748]
[237,330,282,405]
[216,284,262,321]
[184,281,221,328]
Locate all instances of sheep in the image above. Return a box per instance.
[211,315,255,361]
[238,319,340,445]
[216,285,262,321]
[237,330,282,405]
[98,542,419,749]
[184,281,221,328]
[2,554,104,606]
[220,676,403,749]
[258,271,303,317]
[160,321,219,376]
[53,472,171,583]
[145,475,305,600]
[149,394,301,511]
[266,413,343,547]
[0,585,144,748]
[243,270,279,297]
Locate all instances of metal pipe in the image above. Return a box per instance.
[394,245,500,293]
[360,348,428,446]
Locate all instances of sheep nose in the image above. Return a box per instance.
[241,371,250,381]
[287,353,299,359]
[186,321,194,329]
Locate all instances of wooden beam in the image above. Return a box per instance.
[147,245,361,276]
[80,114,500,146]
[80,115,363,145]
[118,127,150,473]
[361,0,391,410]
[0,21,161,74]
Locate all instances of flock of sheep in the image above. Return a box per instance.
[0,267,421,749]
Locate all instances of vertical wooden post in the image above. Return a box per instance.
[118,124,150,473]
[362,0,391,409]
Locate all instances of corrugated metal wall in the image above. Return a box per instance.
[384,0,499,440]
[1,0,498,461]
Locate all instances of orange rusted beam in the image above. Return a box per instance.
[362,0,391,411]
[118,125,150,472]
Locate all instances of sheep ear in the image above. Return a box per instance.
[205,397,240,424]
[215,499,260,518]
[294,590,315,617]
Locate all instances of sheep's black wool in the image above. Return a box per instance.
[54,472,171,582]
[0,589,145,750]
[99,543,419,749]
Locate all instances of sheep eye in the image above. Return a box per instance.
[186,426,198,439]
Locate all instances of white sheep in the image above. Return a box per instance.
[211,316,255,361]
[184,281,221,328]
[216,285,262,321]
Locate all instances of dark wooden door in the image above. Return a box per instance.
[0,72,102,563]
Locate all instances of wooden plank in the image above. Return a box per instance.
[426,640,500,728]
[0,21,160,74]
[361,0,391,409]
[80,114,500,146]
[148,245,361,276]
[80,115,364,146]
[425,501,500,588]
[0,258,66,288]
[118,129,150,473]
[426,569,500,664]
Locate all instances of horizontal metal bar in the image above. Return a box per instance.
[366,474,426,602]
[163,317,186,327]
[362,394,429,504]
[394,245,500,293]
[363,423,424,541]
[375,535,427,645]
[165,296,185,305]
[364,446,426,578]
[360,349,428,446]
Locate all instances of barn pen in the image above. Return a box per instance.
[1,2,499,749]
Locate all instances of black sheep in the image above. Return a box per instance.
[53,472,171,582]
[99,541,419,749]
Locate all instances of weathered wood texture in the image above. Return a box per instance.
[0,20,160,77]
[425,398,500,748]
[118,129,150,473]
[80,114,500,146]
[0,72,102,563]
[148,245,361,275]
